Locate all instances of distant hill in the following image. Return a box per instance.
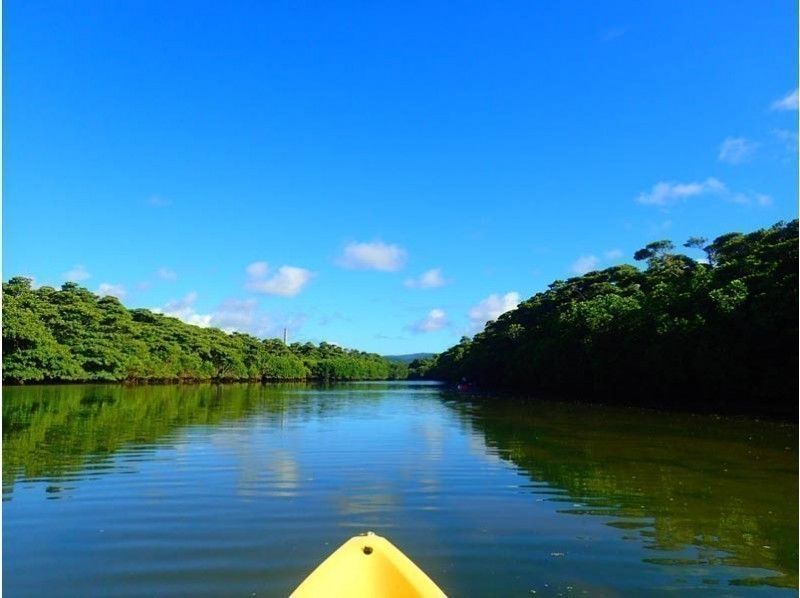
[383,353,435,364]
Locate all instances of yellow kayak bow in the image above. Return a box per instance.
[291,532,446,597]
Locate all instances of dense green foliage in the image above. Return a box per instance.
[2,280,407,383]
[425,220,798,416]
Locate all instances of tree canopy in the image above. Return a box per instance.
[2,281,407,383]
[421,220,798,417]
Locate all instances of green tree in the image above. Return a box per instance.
[425,220,798,418]
[3,281,403,384]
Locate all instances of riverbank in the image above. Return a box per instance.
[3,375,404,386]
[440,382,798,421]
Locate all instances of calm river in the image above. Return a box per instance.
[3,382,797,596]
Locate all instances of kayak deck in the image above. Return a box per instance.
[291,532,446,597]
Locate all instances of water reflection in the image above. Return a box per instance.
[2,383,797,595]
[446,394,798,588]
[2,383,370,495]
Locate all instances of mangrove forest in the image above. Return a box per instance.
[414,220,798,418]
[2,279,407,383]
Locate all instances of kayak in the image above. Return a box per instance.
[290,532,447,597]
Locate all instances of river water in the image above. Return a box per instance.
[2,382,797,596]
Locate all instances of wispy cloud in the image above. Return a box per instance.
[63,265,91,282]
[157,267,177,281]
[246,261,269,278]
[772,128,798,154]
[636,178,726,206]
[154,292,212,327]
[718,137,758,164]
[408,309,448,333]
[146,195,172,207]
[245,262,313,297]
[468,292,520,332]
[569,249,625,275]
[153,292,299,337]
[404,268,447,289]
[770,89,798,111]
[750,193,773,207]
[730,193,772,207]
[210,298,267,334]
[600,26,627,42]
[337,241,407,271]
[571,255,600,275]
[18,275,40,289]
[637,177,772,209]
[97,283,126,299]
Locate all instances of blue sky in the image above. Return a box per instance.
[4,1,798,354]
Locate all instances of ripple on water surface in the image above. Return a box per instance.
[2,382,797,596]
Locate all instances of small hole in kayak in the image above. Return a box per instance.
[363,546,373,555]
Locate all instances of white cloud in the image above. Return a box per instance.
[409,309,448,333]
[718,137,758,164]
[730,192,750,205]
[772,128,798,154]
[337,241,407,271]
[770,89,798,111]
[569,249,625,276]
[404,268,447,289]
[245,263,313,297]
[636,177,771,209]
[636,177,726,206]
[17,275,40,289]
[571,255,600,275]
[755,193,773,206]
[468,292,520,331]
[97,283,126,299]
[63,265,91,282]
[152,293,304,338]
[730,190,774,206]
[209,298,265,334]
[246,261,269,278]
[154,292,212,327]
[157,267,177,281]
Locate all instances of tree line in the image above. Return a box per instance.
[2,279,407,383]
[413,220,798,417]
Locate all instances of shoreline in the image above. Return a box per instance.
[2,376,406,387]
[5,377,795,422]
